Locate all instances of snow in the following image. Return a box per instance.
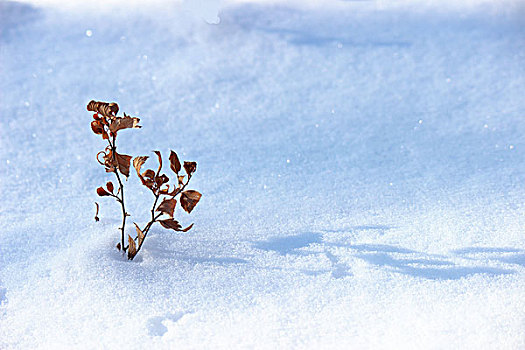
[1,0,525,348]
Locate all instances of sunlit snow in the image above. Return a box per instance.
[1,0,524,348]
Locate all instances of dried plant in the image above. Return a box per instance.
[89,100,201,260]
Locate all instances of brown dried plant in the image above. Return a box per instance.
[89,100,202,260]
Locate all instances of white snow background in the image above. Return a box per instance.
[1,0,524,348]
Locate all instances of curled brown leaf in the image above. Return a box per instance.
[97,187,111,196]
[133,156,149,183]
[99,148,131,176]
[153,151,162,176]
[134,223,145,246]
[133,156,148,174]
[181,223,194,232]
[156,198,176,218]
[183,161,197,176]
[101,151,132,177]
[169,150,181,174]
[109,115,141,133]
[127,234,136,259]
[141,169,156,189]
[155,174,169,188]
[116,153,132,177]
[159,219,182,231]
[87,100,119,118]
[143,169,156,179]
[180,190,201,213]
[106,181,114,193]
[91,120,105,135]
[159,219,193,232]
[101,150,116,173]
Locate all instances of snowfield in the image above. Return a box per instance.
[1,0,524,348]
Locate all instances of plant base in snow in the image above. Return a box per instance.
[89,100,201,260]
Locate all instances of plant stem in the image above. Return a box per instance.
[109,135,127,251]
[151,192,160,221]
[130,192,162,260]
[170,175,191,199]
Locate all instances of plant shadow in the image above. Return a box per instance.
[347,243,518,280]
[452,247,525,267]
[253,232,323,255]
[355,252,512,280]
[253,231,518,281]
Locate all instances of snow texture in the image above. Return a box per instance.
[1,0,524,348]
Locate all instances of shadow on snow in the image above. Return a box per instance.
[252,230,519,280]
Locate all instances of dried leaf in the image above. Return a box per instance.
[155,174,169,187]
[91,120,105,134]
[133,156,148,183]
[133,156,148,174]
[109,115,141,133]
[139,169,155,189]
[102,150,116,172]
[115,152,132,177]
[106,181,114,193]
[102,149,130,176]
[94,202,100,222]
[108,103,119,117]
[159,219,182,231]
[97,187,111,196]
[133,156,149,186]
[169,150,181,174]
[87,100,97,111]
[143,169,155,180]
[178,175,185,185]
[134,223,145,246]
[181,223,194,232]
[97,150,108,167]
[180,190,201,213]
[87,100,119,118]
[159,219,193,232]
[116,242,121,251]
[91,120,109,140]
[153,150,162,176]
[127,234,136,259]
[156,198,176,218]
[183,161,197,176]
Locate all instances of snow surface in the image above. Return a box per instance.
[1,0,525,348]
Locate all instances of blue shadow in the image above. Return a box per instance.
[254,232,322,255]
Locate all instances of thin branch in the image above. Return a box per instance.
[108,192,122,203]
[151,192,161,220]
[170,175,191,199]
[130,192,162,260]
[108,135,128,251]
